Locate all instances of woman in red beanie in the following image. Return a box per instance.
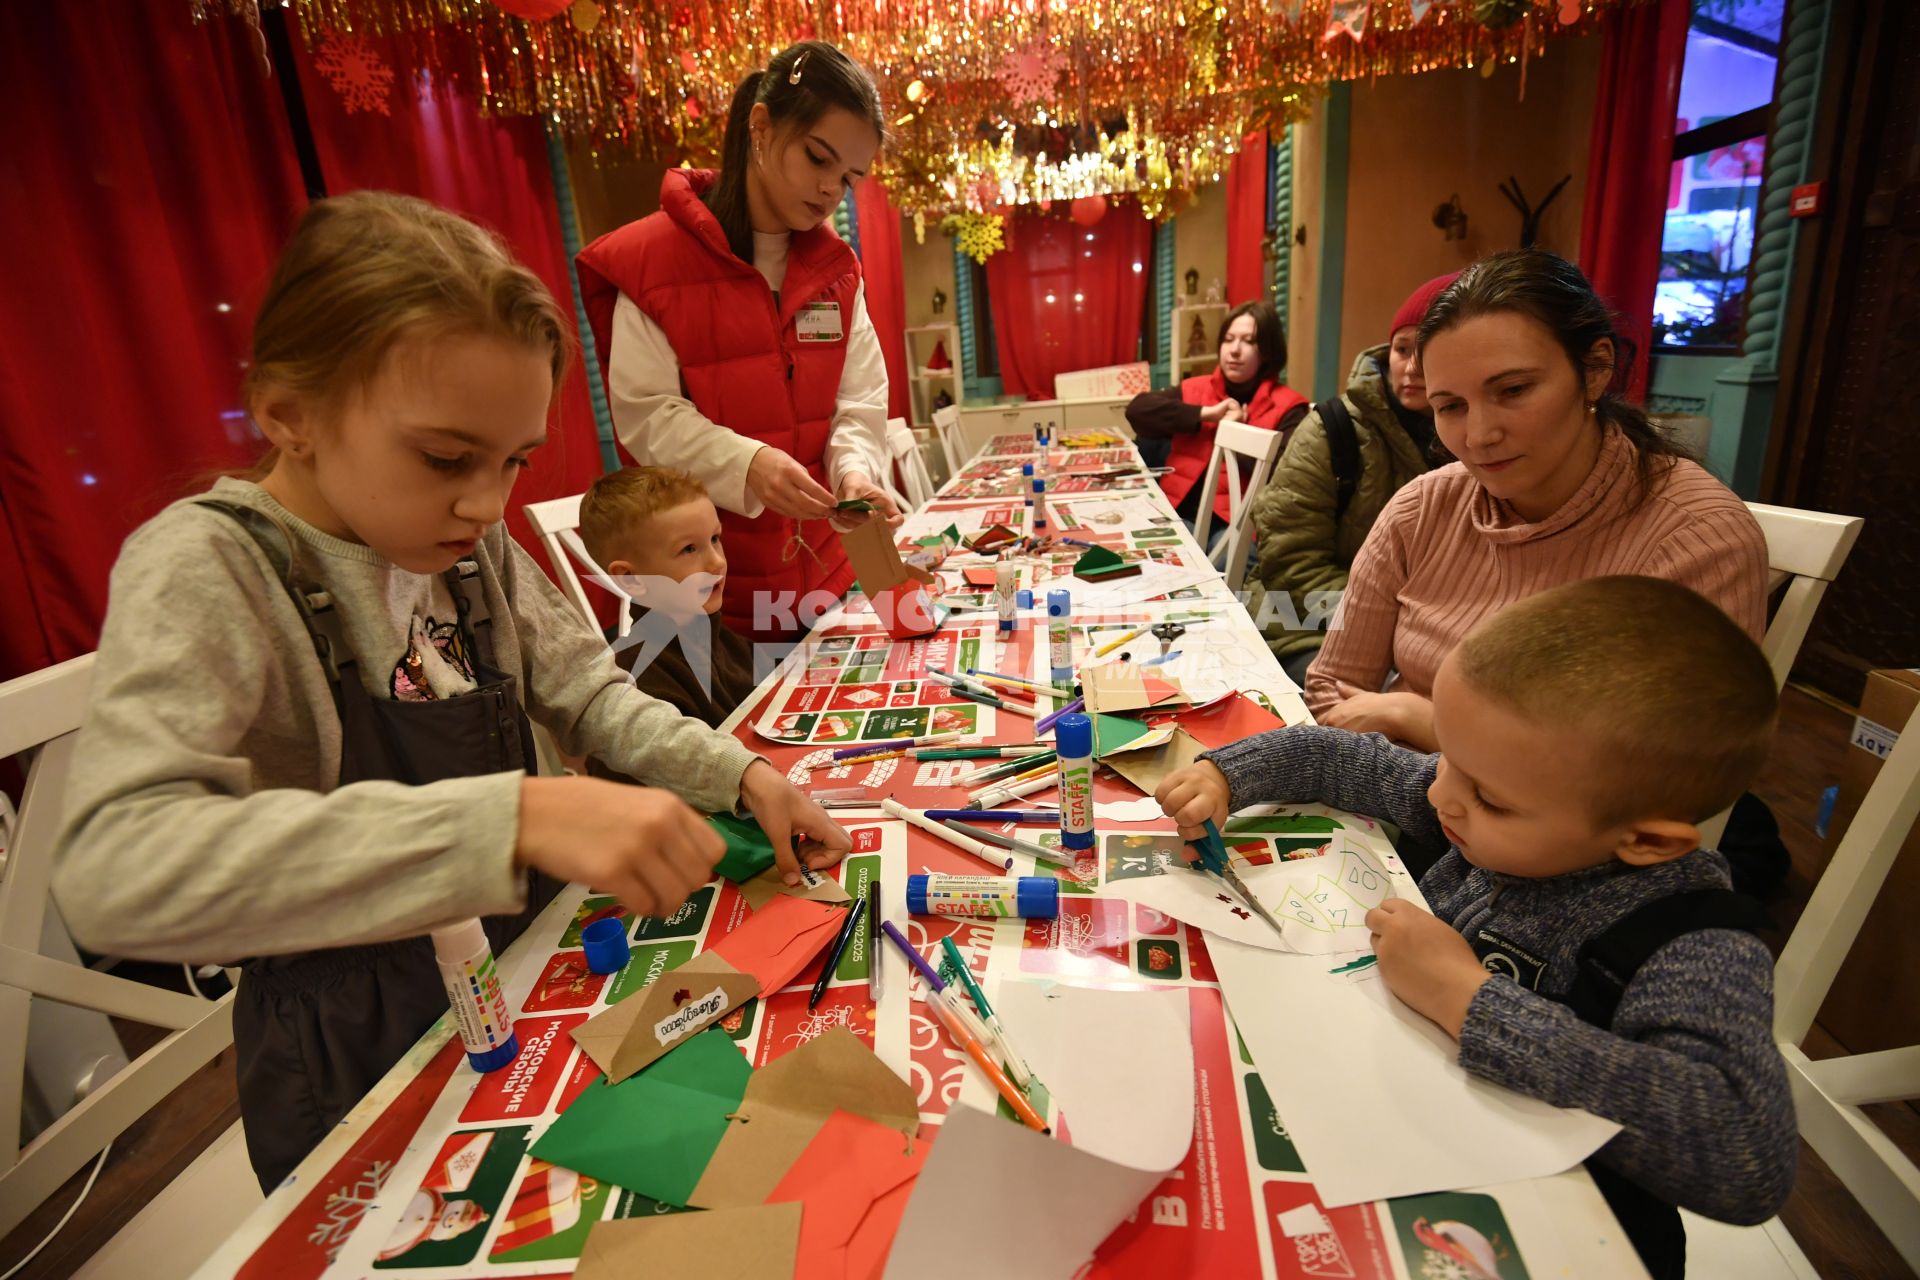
[1245,271,1458,686]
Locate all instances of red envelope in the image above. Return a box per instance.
[710,895,850,995]
[766,1110,929,1280]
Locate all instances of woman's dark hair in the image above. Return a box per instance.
[705,42,885,264]
[1217,299,1289,386]
[1415,249,1690,496]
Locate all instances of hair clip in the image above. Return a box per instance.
[788,50,809,84]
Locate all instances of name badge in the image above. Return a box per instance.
[795,301,844,343]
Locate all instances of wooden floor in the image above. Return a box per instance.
[3,684,1916,1278]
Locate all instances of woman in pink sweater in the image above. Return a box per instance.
[1308,250,1768,751]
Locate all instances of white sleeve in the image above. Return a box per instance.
[607,293,766,517]
[822,284,893,492]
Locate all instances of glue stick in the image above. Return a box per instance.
[1031,476,1049,536]
[1055,713,1095,853]
[431,918,519,1073]
[908,873,1059,920]
[1047,589,1073,686]
[995,559,1018,633]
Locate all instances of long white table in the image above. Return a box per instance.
[197,430,1644,1279]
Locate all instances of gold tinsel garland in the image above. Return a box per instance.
[193,0,1640,220]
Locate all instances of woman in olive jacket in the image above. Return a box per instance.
[1245,272,1457,686]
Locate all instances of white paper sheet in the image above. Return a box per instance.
[883,984,1193,1279]
[1210,937,1621,1208]
[1102,841,1397,954]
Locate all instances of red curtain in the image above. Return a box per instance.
[288,32,605,558]
[0,3,308,681]
[855,179,912,421]
[1226,130,1270,306]
[1578,0,1690,402]
[985,204,1153,400]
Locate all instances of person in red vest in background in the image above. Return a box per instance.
[576,41,899,646]
[1125,299,1309,534]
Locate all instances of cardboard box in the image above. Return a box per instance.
[1815,668,1920,1055]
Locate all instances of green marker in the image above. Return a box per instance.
[938,936,1035,1088]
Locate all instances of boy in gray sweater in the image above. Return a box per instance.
[1159,576,1795,1276]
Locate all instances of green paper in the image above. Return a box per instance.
[709,812,777,882]
[835,498,877,512]
[531,1028,751,1207]
[1073,545,1137,579]
[1092,712,1155,758]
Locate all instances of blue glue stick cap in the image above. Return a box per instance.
[1047,589,1070,617]
[581,916,631,975]
[1022,462,1034,477]
[1017,589,1034,609]
[1056,712,1093,759]
[468,1032,520,1074]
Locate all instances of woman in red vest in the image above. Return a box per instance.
[576,42,896,644]
[1125,299,1309,530]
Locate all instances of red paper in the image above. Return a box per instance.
[962,567,999,588]
[710,895,850,996]
[1150,692,1288,752]
[766,1110,929,1280]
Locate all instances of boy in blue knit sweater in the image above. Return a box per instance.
[1158,577,1795,1277]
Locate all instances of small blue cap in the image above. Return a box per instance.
[1055,712,1093,759]
[1047,589,1070,617]
[581,916,631,975]
[1021,462,1034,477]
[1031,478,1046,494]
[468,1032,520,1074]
[1017,589,1034,609]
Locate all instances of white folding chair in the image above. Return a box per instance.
[1772,709,1920,1269]
[522,493,632,639]
[1,655,236,1242]
[1191,420,1286,591]
[930,404,965,478]
[1698,502,1864,847]
[1745,502,1865,689]
[884,416,934,510]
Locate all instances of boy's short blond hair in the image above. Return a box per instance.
[579,466,711,568]
[1453,576,1778,829]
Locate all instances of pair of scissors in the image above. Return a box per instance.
[1150,621,1186,658]
[1187,818,1290,943]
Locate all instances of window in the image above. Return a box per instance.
[1654,0,1787,352]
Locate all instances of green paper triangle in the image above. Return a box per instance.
[708,812,776,882]
[1092,712,1155,758]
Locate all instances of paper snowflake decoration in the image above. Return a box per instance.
[312,36,394,115]
[998,42,1065,107]
[943,212,1006,264]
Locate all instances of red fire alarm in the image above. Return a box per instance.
[1790,182,1825,218]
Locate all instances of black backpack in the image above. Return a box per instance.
[1316,395,1361,524]
[1558,887,1774,1280]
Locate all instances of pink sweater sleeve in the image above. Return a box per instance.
[1637,500,1771,642]
[1304,483,1417,716]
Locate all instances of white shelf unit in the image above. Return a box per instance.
[1169,300,1228,378]
[904,322,962,428]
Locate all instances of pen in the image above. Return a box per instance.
[808,897,866,1009]
[879,923,1048,1133]
[832,734,974,760]
[881,799,1013,871]
[955,751,1057,785]
[916,746,1045,760]
[939,936,1036,1086]
[965,669,1076,699]
[926,808,1064,823]
[945,821,1074,867]
[1034,697,1085,736]
[948,686,1037,718]
[1092,625,1149,658]
[810,749,905,769]
[969,775,1058,808]
[866,878,883,1001]
[967,762,1055,797]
